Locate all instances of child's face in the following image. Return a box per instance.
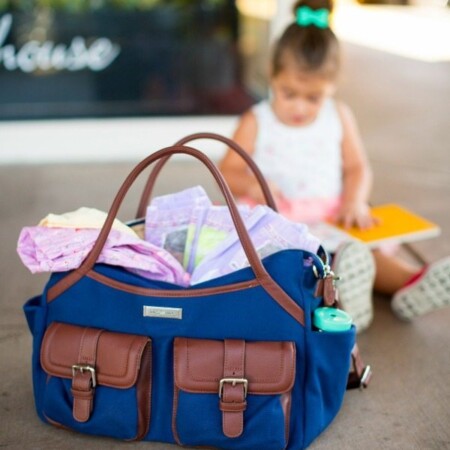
[270,69,335,127]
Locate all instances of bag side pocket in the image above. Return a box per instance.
[303,327,355,447]
[24,295,48,418]
[40,322,152,440]
[23,295,44,337]
[173,337,296,450]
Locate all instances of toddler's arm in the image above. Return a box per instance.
[337,102,377,229]
[219,111,282,203]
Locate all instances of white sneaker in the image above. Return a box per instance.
[391,256,450,321]
[332,241,376,333]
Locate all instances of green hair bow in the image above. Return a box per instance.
[296,6,329,29]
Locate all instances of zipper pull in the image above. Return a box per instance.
[323,270,340,306]
[315,263,340,306]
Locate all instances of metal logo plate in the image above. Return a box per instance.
[143,306,183,320]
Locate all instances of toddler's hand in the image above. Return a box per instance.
[248,180,284,204]
[267,181,284,202]
[336,202,379,230]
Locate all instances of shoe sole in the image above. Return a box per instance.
[391,256,450,321]
[332,241,375,333]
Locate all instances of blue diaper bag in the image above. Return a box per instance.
[23,136,370,449]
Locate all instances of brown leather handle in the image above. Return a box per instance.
[135,132,277,219]
[47,145,304,326]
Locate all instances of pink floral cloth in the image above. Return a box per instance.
[17,227,190,287]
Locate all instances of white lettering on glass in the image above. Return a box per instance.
[0,13,120,73]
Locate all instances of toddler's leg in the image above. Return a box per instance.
[391,257,450,321]
[332,241,375,333]
[372,250,419,295]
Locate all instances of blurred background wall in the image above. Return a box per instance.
[0,0,448,163]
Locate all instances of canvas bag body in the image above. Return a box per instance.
[24,252,355,449]
[23,140,356,450]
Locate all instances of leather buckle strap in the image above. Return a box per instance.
[347,365,372,390]
[71,328,103,422]
[72,364,96,387]
[220,340,247,438]
[219,378,248,400]
[347,344,372,390]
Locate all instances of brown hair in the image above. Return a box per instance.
[272,0,340,79]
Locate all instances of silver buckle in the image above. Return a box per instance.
[218,378,248,399]
[359,365,372,390]
[72,364,97,387]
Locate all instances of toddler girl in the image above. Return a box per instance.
[219,0,450,331]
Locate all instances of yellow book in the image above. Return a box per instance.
[309,204,441,252]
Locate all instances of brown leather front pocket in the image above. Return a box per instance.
[40,322,152,440]
[173,337,296,449]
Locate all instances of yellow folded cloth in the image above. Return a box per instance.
[39,207,138,238]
